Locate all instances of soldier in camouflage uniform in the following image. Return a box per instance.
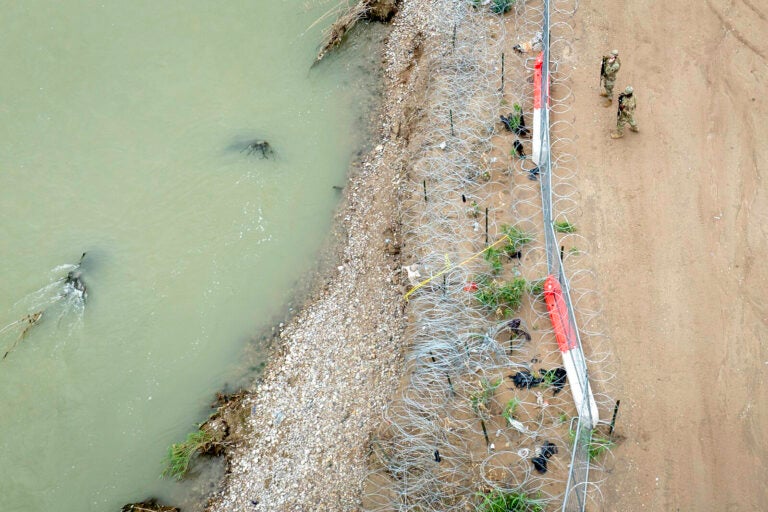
[611,86,639,139]
[600,49,621,107]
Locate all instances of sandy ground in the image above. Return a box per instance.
[568,0,768,509]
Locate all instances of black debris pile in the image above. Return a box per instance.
[540,367,567,394]
[512,139,526,159]
[500,112,530,137]
[506,318,531,341]
[512,367,568,393]
[531,455,548,474]
[511,370,543,389]
[500,113,514,131]
[531,441,558,474]
[541,441,558,459]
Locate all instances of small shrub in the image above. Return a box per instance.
[474,277,527,316]
[527,277,545,296]
[490,0,515,14]
[506,115,521,134]
[502,398,520,423]
[497,278,527,313]
[471,378,502,419]
[484,247,504,274]
[554,220,576,233]
[475,281,499,310]
[540,369,557,387]
[501,224,534,254]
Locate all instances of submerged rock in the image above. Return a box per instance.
[121,498,179,512]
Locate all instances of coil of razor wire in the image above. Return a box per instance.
[363,1,617,511]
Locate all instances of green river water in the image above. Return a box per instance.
[0,2,382,510]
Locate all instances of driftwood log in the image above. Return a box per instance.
[316,0,400,62]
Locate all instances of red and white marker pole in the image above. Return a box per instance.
[544,275,599,428]
[532,52,548,166]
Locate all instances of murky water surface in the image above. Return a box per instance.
[0,2,381,510]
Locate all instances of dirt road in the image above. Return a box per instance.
[568,0,768,509]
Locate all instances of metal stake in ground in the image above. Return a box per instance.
[485,207,489,244]
[500,52,505,92]
[481,419,490,447]
[423,180,428,202]
[609,399,621,435]
[429,351,454,396]
[450,109,455,136]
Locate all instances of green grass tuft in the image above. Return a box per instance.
[470,377,502,419]
[502,398,520,424]
[540,369,558,388]
[527,277,546,296]
[476,489,545,512]
[569,428,615,461]
[162,427,215,480]
[587,433,615,460]
[554,220,576,233]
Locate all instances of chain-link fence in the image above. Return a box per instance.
[537,3,599,511]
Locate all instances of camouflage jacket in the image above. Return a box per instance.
[602,56,621,81]
[618,93,636,116]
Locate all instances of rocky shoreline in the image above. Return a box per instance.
[197,2,438,510]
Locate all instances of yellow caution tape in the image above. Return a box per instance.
[404,236,510,301]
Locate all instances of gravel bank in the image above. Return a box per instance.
[204,1,441,510]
